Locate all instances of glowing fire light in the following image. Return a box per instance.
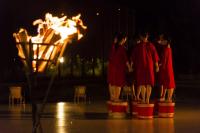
[13,13,87,72]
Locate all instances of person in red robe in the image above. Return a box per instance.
[129,35,141,101]
[130,32,159,103]
[157,34,175,102]
[107,33,131,101]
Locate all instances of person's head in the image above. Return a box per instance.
[157,33,171,46]
[133,34,141,44]
[117,32,127,46]
[139,32,149,43]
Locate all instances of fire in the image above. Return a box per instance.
[13,13,87,72]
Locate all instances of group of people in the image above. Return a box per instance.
[107,32,175,104]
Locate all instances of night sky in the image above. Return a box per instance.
[0,0,200,80]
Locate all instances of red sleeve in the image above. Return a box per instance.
[150,43,159,62]
[121,46,128,63]
[161,48,168,69]
[108,43,115,61]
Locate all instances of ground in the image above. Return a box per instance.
[0,100,200,133]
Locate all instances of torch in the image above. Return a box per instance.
[13,13,87,133]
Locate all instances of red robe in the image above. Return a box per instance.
[107,44,128,86]
[131,42,159,86]
[158,46,175,89]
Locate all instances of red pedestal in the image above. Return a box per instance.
[137,103,154,119]
[107,101,113,116]
[158,102,175,118]
[132,101,138,116]
[107,101,128,118]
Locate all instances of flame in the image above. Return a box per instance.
[13,13,87,72]
[33,13,87,43]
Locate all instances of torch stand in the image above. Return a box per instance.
[25,71,42,133]
[13,13,87,133]
[28,70,59,133]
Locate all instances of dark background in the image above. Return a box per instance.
[0,0,200,81]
